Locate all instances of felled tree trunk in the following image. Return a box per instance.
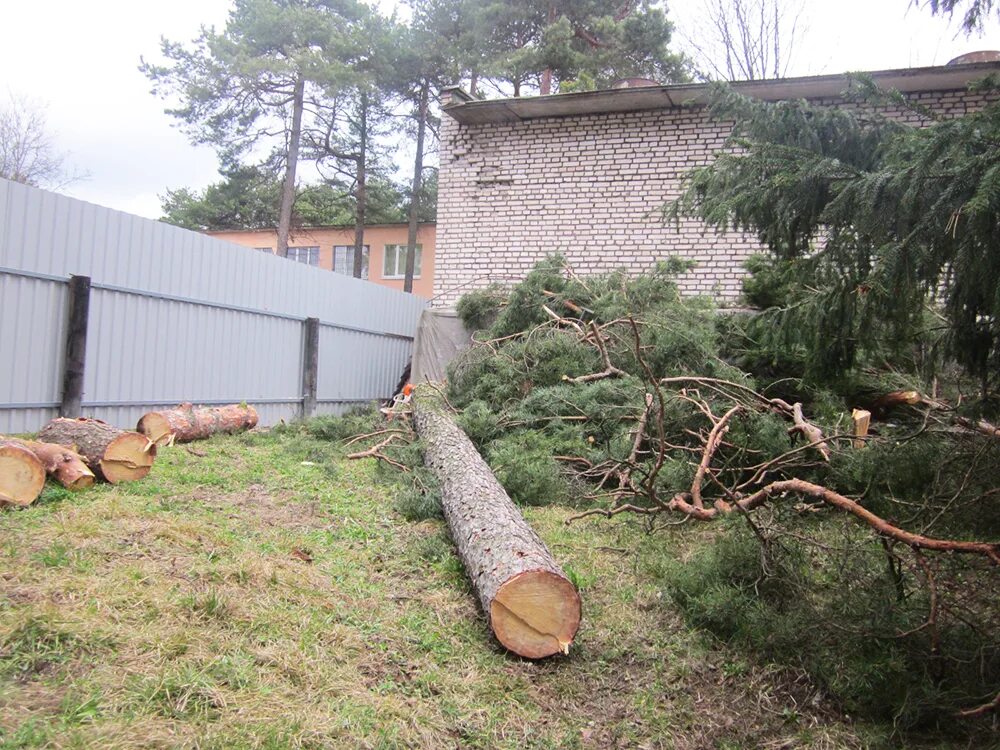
[136,403,258,447]
[412,387,581,659]
[37,418,155,484]
[1,437,95,490]
[0,441,46,507]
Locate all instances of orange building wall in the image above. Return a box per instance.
[206,223,437,299]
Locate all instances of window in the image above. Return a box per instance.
[333,245,370,279]
[253,246,273,254]
[383,244,422,279]
[287,246,320,266]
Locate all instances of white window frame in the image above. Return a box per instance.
[287,246,320,266]
[333,245,370,279]
[383,244,422,279]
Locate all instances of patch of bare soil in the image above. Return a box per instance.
[188,484,330,531]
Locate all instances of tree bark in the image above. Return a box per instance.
[38,418,155,484]
[0,441,46,507]
[276,75,305,259]
[352,88,369,279]
[404,80,429,294]
[1,437,94,490]
[137,403,259,447]
[412,387,581,658]
[539,2,557,95]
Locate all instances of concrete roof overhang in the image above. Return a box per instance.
[442,62,1000,125]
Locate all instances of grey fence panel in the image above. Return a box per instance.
[0,180,424,337]
[315,326,412,414]
[0,273,68,433]
[0,179,426,433]
[79,289,304,430]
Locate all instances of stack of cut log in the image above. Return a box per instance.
[0,403,258,508]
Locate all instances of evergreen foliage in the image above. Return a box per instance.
[444,258,999,731]
[464,0,690,96]
[671,81,1000,392]
[923,0,1000,31]
[159,165,416,231]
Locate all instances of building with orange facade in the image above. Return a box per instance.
[207,222,436,299]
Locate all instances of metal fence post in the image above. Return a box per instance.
[60,274,91,417]
[302,317,319,419]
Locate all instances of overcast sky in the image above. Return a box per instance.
[2,0,998,220]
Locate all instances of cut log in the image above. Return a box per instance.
[136,402,258,447]
[0,441,46,507]
[0,437,95,490]
[37,418,155,484]
[412,386,581,659]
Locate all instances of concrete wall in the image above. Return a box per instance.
[209,223,437,299]
[433,86,991,307]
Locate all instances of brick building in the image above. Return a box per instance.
[432,62,1000,307]
[208,222,436,299]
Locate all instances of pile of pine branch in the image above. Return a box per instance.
[436,257,1000,727]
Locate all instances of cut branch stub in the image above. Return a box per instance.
[37,418,155,484]
[137,403,258,447]
[0,441,46,507]
[412,386,581,659]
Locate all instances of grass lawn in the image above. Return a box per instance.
[0,428,929,748]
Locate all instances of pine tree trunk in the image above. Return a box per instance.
[539,2,556,95]
[277,75,305,258]
[412,387,581,659]
[0,441,46,507]
[37,418,155,484]
[137,403,258,447]
[1,438,95,490]
[352,89,368,279]
[404,80,428,294]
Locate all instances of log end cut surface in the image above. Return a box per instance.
[101,433,156,484]
[136,413,173,447]
[0,443,46,506]
[490,569,582,659]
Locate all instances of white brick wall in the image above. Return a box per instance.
[433,88,990,307]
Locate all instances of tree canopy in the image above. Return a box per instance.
[141,0,371,255]
[475,0,689,95]
[671,80,1000,392]
[158,165,433,231]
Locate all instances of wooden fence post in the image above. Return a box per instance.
[60,275,91,417]
[302,317,319,419]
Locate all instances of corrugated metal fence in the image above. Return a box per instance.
[0,179,426,434]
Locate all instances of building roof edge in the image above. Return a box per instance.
[443,62,1000,124]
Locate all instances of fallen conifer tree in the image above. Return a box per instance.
[412,386,581,659]
[435,257,1000,728]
